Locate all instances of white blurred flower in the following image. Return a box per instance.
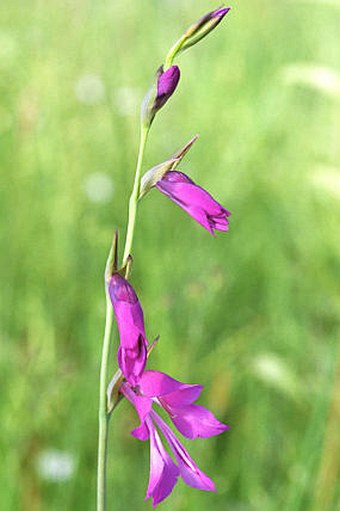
[280,63,340,98]
[75,74,105,105]
[36,449,75,482]
[311,165,340,199]
[113,86,141,117]
[83,172,114,203]
[252,353,299,397]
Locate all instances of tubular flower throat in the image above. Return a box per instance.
[109,274,148,386]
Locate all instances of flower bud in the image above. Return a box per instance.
[165,6,231,66]
[181,7,231,53]
[141,65,180,127]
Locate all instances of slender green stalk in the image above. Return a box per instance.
[164,35,186,69]
[122,125,150,264]
[96,123,150,511]
[97,297,113,511]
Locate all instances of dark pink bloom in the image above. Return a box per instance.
[156,171,231,235]
[144,416,179,506]
[142,65,181,127]
[154,66,180,112]
[121,370,229,506]
[109,274,148,385]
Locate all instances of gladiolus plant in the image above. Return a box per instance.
[97,6,232,510]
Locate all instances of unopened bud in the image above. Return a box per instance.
[165,6,231,67]
[181,7,231,52]
[141,65,180,127]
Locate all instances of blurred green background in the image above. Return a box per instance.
[1,0,339,510]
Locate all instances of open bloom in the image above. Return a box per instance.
[109,274,148,385]
[121,370,229,506]
[156,170,231,235]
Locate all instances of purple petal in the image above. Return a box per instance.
[145,417,180,507]
[158,170,194,185]
[170,404,230,439]
[109,274,138,303]
[133,394,153,424]
[152,411,216,492]
[155,66,180,111]
[120,384,152,440]
[109,274,148,384]
[156,171,231,235]
[117,338,147,386]
[159,176,225,215]
[111,300,146,348]
[131,422,150,441]
[185,206,215,235]
[139,370,202,404]
[212,7,231,20]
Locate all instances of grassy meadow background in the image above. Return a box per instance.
[1,0,340,510]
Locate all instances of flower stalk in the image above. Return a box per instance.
[97,298,113,511]
[97,124,151,511]
[123,124,150,264]
[96,5,231,510]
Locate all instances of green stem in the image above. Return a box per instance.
[164,35,186,69]
[96,123,150,511]
[97,297,113,511]
[122,125,150,264]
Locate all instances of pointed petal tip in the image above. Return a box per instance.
[213,7,232,19]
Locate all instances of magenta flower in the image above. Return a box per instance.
[109,274,148,385]
[154,65,180,112]
[121,370,229,506]
[142,65,181,127]
[156,170,231,235]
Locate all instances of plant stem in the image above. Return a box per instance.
[97,297,113,511]
[122,124,150,264]
[96,123,150,511]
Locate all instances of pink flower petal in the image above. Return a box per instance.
[120,384,152,440]
[145,418,179,507]
[170,404,230,439]
[156,171,231,235]
[139,370,202,404]
[152,411,216,492]
[109,274,148,384]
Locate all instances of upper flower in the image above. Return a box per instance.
[121,370,229,506]
[142,65,180,127]
[154,66,180,112]
[156,170,231,235]
[165,6,231,62]
[109,274,148,385]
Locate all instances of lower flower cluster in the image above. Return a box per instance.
[109,274,229,506]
